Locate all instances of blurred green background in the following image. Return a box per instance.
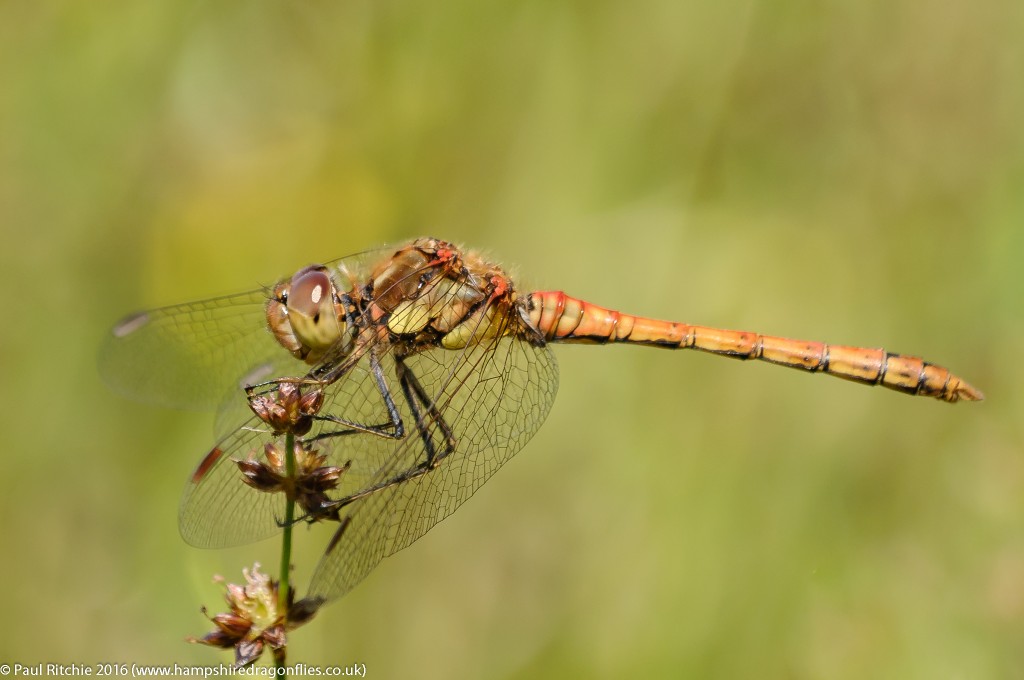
[1,0,1021,677]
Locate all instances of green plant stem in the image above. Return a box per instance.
[276,431,296,680]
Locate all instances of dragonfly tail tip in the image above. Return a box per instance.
[955,381,985,402]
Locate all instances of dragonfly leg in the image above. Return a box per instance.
[324,515,352,554]
[320,457,438,522]
[312,357,461,523]
[303,350,407,443]
[394,354,457,468]
[244,375,323,399]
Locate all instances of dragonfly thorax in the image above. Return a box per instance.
[267,265,347,364]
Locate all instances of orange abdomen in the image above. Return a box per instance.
[525,291,983,403]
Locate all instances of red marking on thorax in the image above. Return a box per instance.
[488,274,509,301]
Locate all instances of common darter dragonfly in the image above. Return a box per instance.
[100,237,982,604]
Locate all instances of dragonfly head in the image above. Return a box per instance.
[267,265,345,363]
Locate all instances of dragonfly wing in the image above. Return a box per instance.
[210,352,321,440]
[178,418,286,547]
[307,335,559,602]
[178,351,401,548]
[99,289,309,409]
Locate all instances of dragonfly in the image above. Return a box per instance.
[100,237,983,605]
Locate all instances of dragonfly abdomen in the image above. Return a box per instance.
[526,291,983,403]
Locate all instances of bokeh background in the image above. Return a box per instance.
[1,1,1021,677]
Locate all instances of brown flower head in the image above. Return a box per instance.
[248,382,325,436]
[187,564,319,667]
[237,440,349,522]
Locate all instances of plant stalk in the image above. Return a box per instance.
[276,431,296,680]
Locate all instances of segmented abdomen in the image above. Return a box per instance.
[525,291,983,403]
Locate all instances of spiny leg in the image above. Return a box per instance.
[395,353,457,468]
[319,355,460,517]
[304,351,406,444]
[268,350,409,529]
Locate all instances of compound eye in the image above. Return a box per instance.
[286,266,342,351]
[288,268,331,320]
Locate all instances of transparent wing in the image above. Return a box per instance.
[175,240,559,590]
[177,417,286,546]
[209,352,318,440]
[172,242,425,546]
[99,245,399,411]
[179,304,557,573]
[307,335,558,603]
[178,358,397,547]
[98,289,308,409]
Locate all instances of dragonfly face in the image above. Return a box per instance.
[267,265,348,365]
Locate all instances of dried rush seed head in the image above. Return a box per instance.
[237,440,349,522]
[187,564,318,667]
[248,382,325,436]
